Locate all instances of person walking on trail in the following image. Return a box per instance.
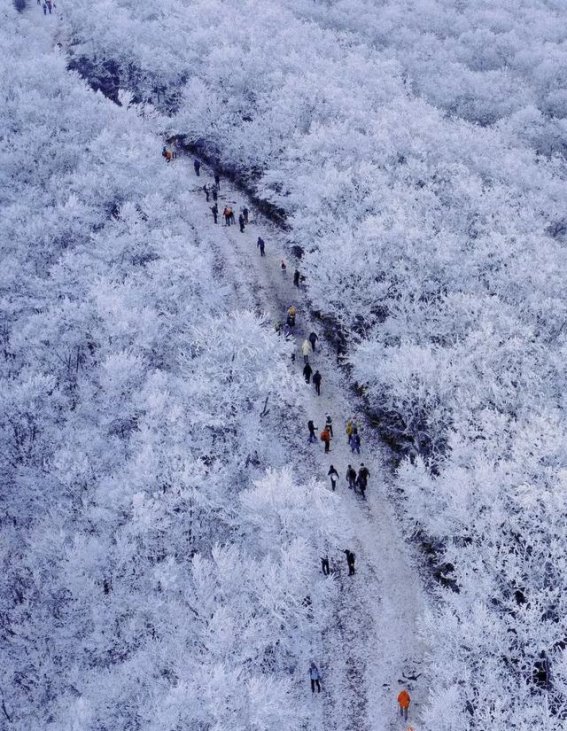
[397,689,411,721]
[328,465,339,491]
[293,269,301,287]
[346,418,354,444]
[214,172,220,188]
[193,159,201,176]
[301,339,312,363]
[242,207,249,224]
[344,549,356,576]
[303,362,313,384]
[350,428,361,454]
[238,213,246,233]
[313,370,322,396]
[346,464,357,490]
[309,663,322,693]
[223,207,230,225]
[257,237,266,256]
[320,426,331,453]
[212,187,218,202]
[308,331,318,351]
[203,184,209,202]
[325,415,333,437]
[287,305,296,327]
[357,464,370,498]
[307,420,317,444]
[46,0,53,13]
[229,209,235,225]
[321,556,330,576]
[210,203,218,224]
[281,259,287,275]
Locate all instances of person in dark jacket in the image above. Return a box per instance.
[210,203,218,224]
[328,465,339,491]
[239,213,245,233]
[203,184,209,201]
[308,332,318,351]
[344,549,356,576]
[194,159,201,176]
[346,464,357,490]
[350,429,361,454]
[212,186,218,202]
[357,464,370,498]
[309,663,322,693]
[242,207,249,224]
[303,362,313,384]
[257,237,265,256]
[307,420,317,443]
[312,370,322,396]
[214,172,220,188]
[293,269,300,287]
[321,556,330,576]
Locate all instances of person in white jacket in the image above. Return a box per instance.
[301,339,312,363]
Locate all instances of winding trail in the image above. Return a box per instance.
[182,160,429,730]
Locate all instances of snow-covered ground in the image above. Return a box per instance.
[181,158,428,729]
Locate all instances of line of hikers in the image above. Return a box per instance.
[181,148,415,725]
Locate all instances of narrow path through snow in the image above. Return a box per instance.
[181,159,429,731]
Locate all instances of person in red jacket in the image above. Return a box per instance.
[320,427,331,453]
[397,689,411,721]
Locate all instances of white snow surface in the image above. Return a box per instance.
[187,161,428,730]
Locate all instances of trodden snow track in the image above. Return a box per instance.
[181,158,429,731]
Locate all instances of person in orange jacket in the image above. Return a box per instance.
[397,689,411,721]
[320,427,331,453]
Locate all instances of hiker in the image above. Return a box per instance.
[162,146,172,163]
[301,339,312,363]
[328,465,339,491]
[321,556,330,575]
[351,429,361,454]
[257,237,266,256]
[203,185,209,202]
[281,259,287,274]
[46,0,52,13]
[344,549,356,576]
[346,419,354,444]
[214,172,220,188]
[42,2,47,13]
[223,207,230,225]
[210,203,218,224]
[229,209,236,226]
[212,187,218,202]
[308,332,318,351]
[293,269,301,287]
[242,207,249,224]
[397,689,411,721]
[357,464,370,498]
[325,415,333,437]
[239,213,245,233]
[309,663,322,693]
[303,362,313,384]
[193,159,201,176]
[320,426,331,453]
[287,305,296,327]
[312,370,322,396]
[307,420,317,443]
[346,464,357,490]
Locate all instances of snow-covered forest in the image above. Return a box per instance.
[2,0,567,729]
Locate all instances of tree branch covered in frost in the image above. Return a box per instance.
[0,11,351,729]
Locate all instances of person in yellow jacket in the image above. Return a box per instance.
[346,419,354,444]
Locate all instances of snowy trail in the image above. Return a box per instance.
[182,161,429,730]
